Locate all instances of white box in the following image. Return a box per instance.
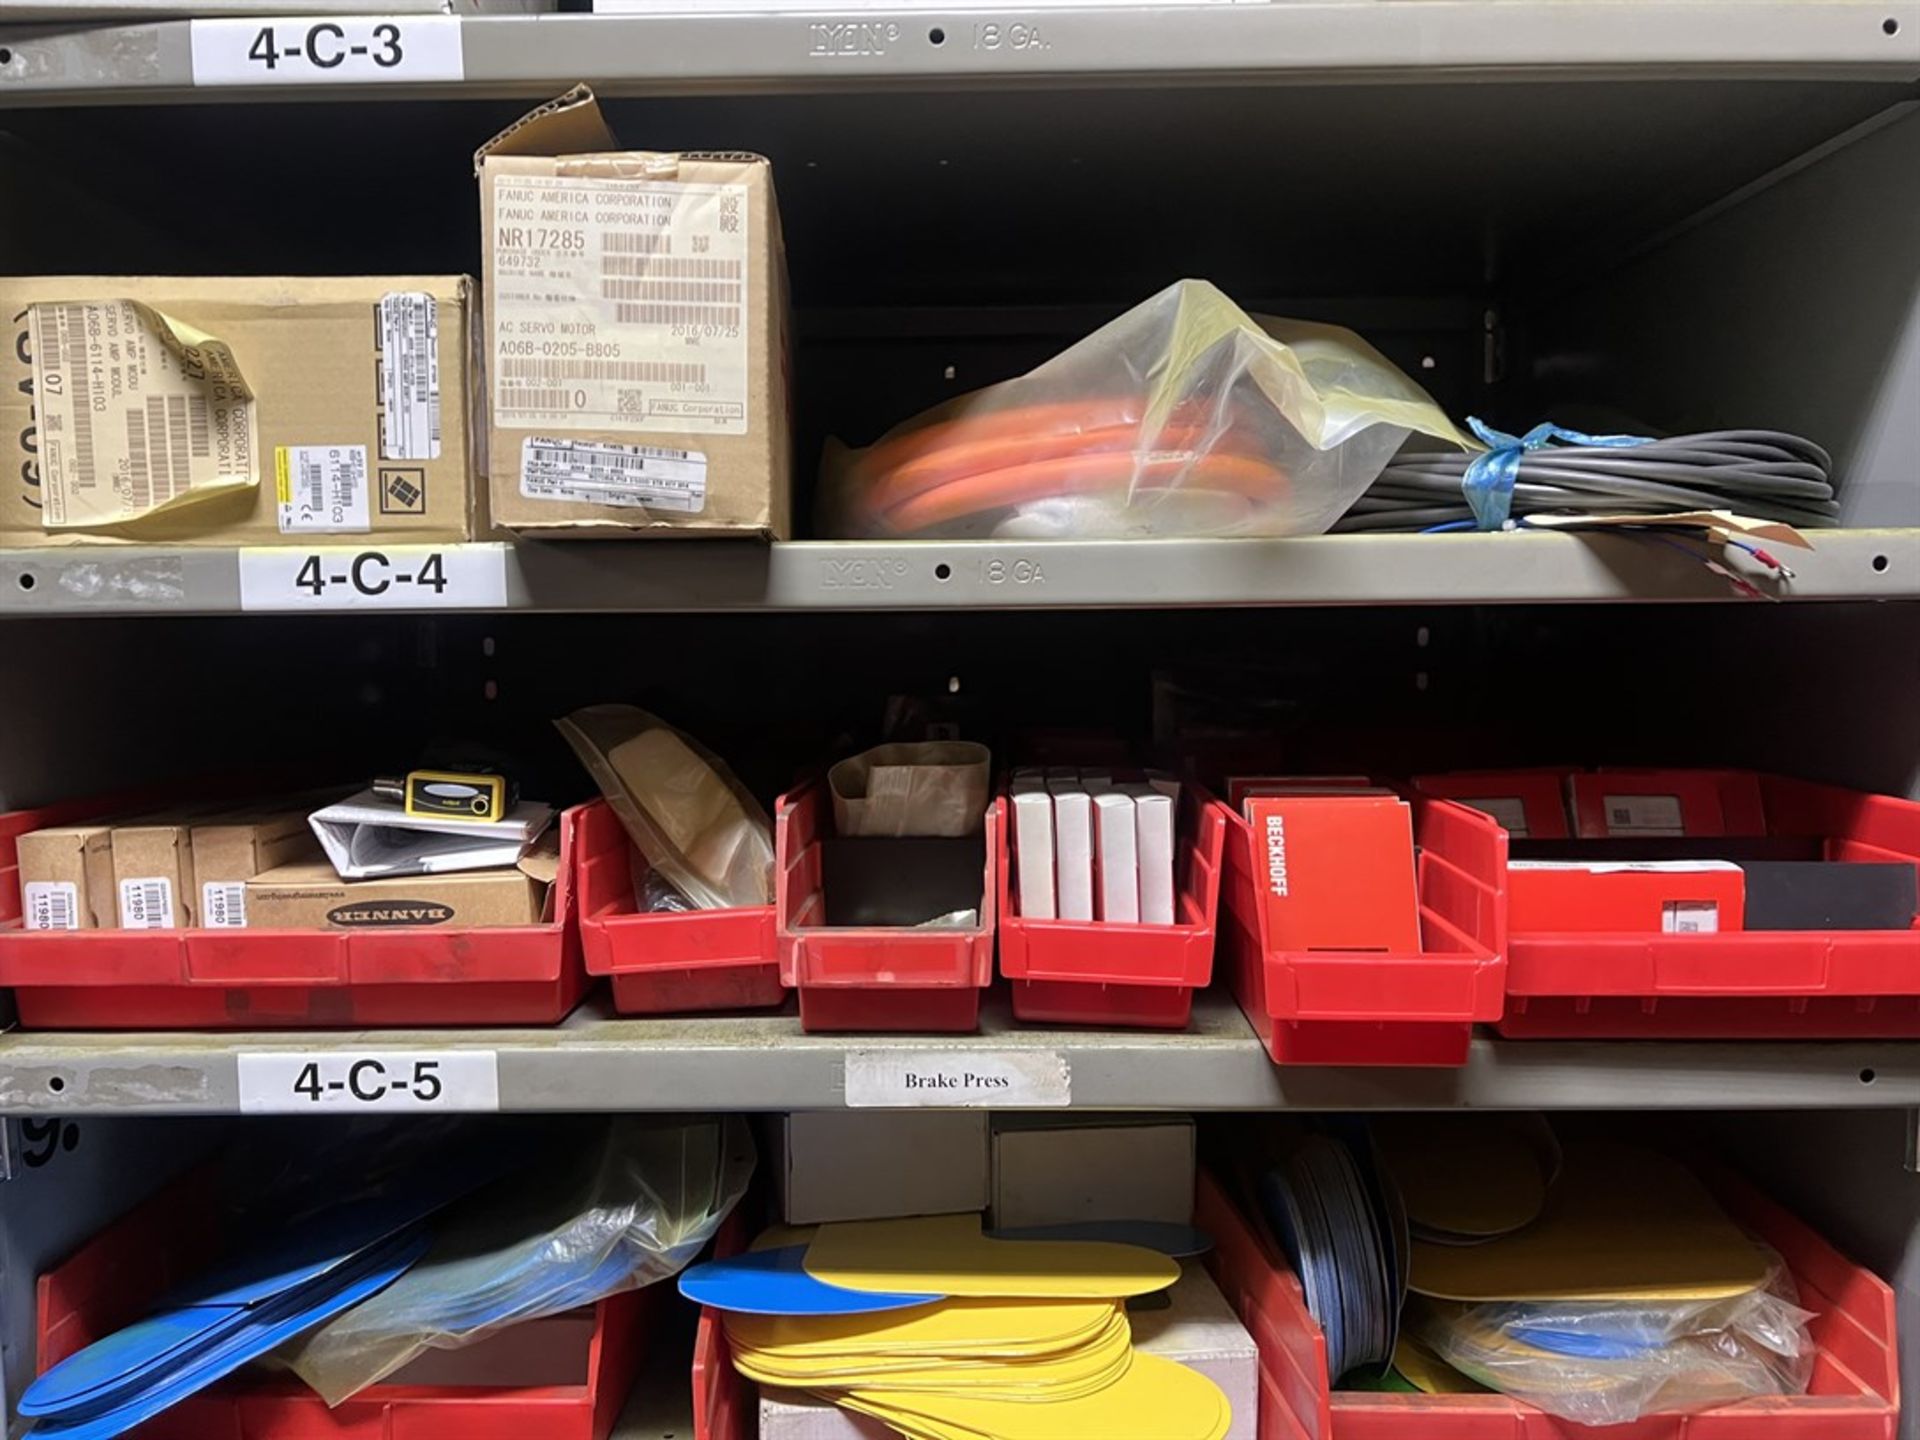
[1126,782,1176,926]
[778,1112,988,1225]
[990,1115,1195,1229]
[1092,791,1139,923]
[1048,785,1094,922]
[1011,787,1057,920]
[756,1264,1255,1440]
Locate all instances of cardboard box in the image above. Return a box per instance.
[778,1111,989,1225]
[110,819,202,930]
[991,1115,1195,1230]
[1508,860,1746,934]
[245,846,557,930]
[1048,785,1094,922]
[1092,791,1139,923]
[190,811,322,929]
[2,275,480,547]
[1243,793,1420,952]
[476,86,793,538]
[15,825,115,930]
[756,1264,1255,1440]
[1010,786,1057,920]
[1125,782,1176,926]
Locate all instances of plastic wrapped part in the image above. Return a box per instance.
[283,1116,755,1405]
[556,705,774,910]
[829,742,991,837]
[1411,1255,1816,1425]
[818,280,1468,540]
[637,860,696,913]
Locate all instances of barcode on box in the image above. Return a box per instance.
[603,231,673,255]
[277,446,370,534]
[123,396,206,512]
[1603,794,1686,835]
[520,435,707,512]
[612,301,742,329]
[499,358,706,385]
[377,292,442,461]
[203,881,248,929]
[119,876,176,930]
[24,881,79,932]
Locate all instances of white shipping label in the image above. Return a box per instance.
[492,175,750,436]
[1603,794,1687,835]
[276,446,370,534]
[378,293,442,460]
[190,16,464,86]
[28,301,256,528]
[203,882,248,929]
[519,436,708,511]
[237,1051,500,1114]
[239,545,509,611]
[118,876,175,930]
[1663,900,1721,935]
[1461,796,1531,837]
[24,882,79,932]
[844,1050,1072,1108]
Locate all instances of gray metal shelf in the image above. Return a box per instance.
[1,3,1916,102]
[3,992,1915,1114]
[3,529,1914,613]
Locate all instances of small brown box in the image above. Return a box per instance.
[16,825,115,930]
[477,87,792,539]
[245,845,558,932]
[191,811,322,929]
[110,820,199,929]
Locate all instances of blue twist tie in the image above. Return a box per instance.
[1460,418,1654,530]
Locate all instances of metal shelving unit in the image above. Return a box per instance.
[3,993,1915,1115]
[1,2,1916,102]
[4,529,1914,613]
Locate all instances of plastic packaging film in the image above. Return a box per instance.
[818,279,1469,540]
[281,1116,754,1404]
[556,704,774,909]
[1411,1258,1815,1425]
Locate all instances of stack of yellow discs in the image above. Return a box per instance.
[721,1215,1232,1440]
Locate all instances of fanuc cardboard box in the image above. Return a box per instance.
[1,275,483,547]
[477,86,793,538]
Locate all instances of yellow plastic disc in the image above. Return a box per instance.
[804,1214,1179,1300]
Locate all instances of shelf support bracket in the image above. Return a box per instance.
[1906,1108,1920,1175]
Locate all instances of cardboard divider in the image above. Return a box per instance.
[576,800,785,1015]
[0,797,594,1029]
[1221,796,1507,1067]
[37,1165,653,1440]
[775,780,1001,1033]
[1491,771,1920,1040]
[1194,1165,1900,1440]
[998,791,1229,1029]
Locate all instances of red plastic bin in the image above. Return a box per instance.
[576,801,784,1016]
[1195,1164,1899,1440]
[0,796,595,1029]
[776,780,1002,1033]
[38,1167,652,1440]
[1222,796,1507,1066]
[1498,771,1920,1040]
[690,1210,754,1440]
[998,793,1229,1029]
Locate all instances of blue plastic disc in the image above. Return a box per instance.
[678,1246,940,1317]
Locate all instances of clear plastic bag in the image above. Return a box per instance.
[556,704,774,909]
[1411,1254,1816,1425]
[818,279,1468,540]
[282,1116,754,1405]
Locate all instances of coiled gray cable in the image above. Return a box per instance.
[1335,430,1837,532]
